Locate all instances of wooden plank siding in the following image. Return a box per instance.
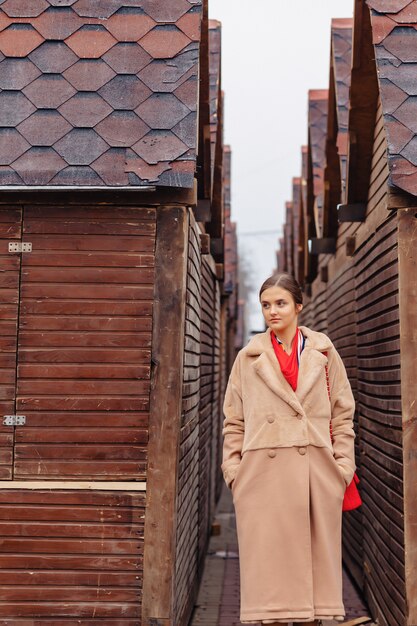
[397,207,417,626]
[174,210,201,626]
[199,255,218,569]
[0,207,22,480]
[0,201,229,624]
[12,206,156,481]
[326,265,364,587]
[299,298,315,329]
[213,279,223,501]
[354,211,404,626]
[0,204,158,622]
[0,489,145,622]
[298,92,405,625]
[344,97,394,602]
[301,284,328,333]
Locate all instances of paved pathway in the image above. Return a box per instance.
[190,483,374,626]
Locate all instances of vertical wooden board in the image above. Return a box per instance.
[0,207,22,480]
[141,205,189,626]
[13,206,156,481]
[398,207,417,626]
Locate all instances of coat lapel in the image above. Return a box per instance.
[252,350,302,414]
[247,326,331,413]
[296,346,328,405]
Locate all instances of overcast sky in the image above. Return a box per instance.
[208,0,354,332]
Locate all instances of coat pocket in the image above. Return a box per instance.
[326,448,347,491]
[231,453,246,495]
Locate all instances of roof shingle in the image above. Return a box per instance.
[0,0,203,188]
[369,0,417,194]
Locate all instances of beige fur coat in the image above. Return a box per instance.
[221,325,356,489]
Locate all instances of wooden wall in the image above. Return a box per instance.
[200,255,221,562]
[0,202,231,625]
[173,209,224,626]
[0,203,155,621]
[353,104,403,621]
[299,98,405,625]
[213,280,223,502]
[174,211,202,625]
[17,206,154,480]
[0,207,21,479]
[326,264,363,587]
[355,211,403,626]
[0,488,145,622]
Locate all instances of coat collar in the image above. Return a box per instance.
[245,326,332,414]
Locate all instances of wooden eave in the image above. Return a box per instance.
[0,184,198,208]
[206,20,224,245]
[210,89,224,240]
[346,0,379,206]
[323,52,342,240]
[285,201,294,276]
[299,146,309,286]
[298,187,306,287]
[306,135,318,282]
[291,177,302,282]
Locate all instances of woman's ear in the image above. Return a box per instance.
[297,304,303,314]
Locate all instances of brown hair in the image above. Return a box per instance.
[258,273,303,306]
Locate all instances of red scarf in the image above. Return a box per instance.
[271,327,300,391]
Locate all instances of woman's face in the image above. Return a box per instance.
[260,286,303,333]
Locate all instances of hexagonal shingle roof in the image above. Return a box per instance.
[0,0,202,188]
[368,0,417,194]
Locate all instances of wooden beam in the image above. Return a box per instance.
[309,237,336,254]
[194,198,211,222]
[0,185,198,208]
[210,236,224,261]
[0,481,146,490]
[337,203,367,222]
[398,207,417,626]
[199,232,210,254]
[387,188,417,210]
[320,265,328,283]
[141,205,189,626]
[346,235,356,257]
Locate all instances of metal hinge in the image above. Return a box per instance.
[3,415,26,426]
[8,242,32,253]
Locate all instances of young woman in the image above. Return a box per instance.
[221,273,356,625]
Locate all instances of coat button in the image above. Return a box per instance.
[267,416,274,423]
[268,450,276,458]
[298,447,306,455]
[297,414,303,420]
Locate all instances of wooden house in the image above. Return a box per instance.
[277,1,417,624]
[0,1,241,624]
